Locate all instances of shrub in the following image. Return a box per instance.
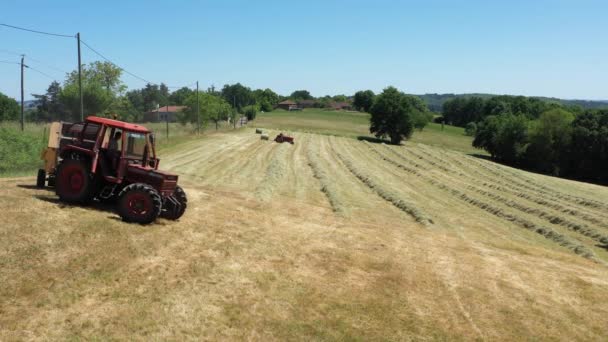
[464,122,477,136]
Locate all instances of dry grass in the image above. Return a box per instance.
[1,129,608,340]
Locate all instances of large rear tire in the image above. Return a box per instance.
[55,160,93,203]
[36,169,46,188]
[117,183,162,224]
[161,186,187,220]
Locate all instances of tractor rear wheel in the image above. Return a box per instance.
[161,186,188,220]
[55,160,93,203]
[36,169,46,188]
[117,183,162,224]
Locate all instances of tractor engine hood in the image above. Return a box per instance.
[125,164,178,196]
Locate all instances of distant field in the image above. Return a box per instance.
[255,109,482,154]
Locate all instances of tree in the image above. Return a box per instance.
[253,88,279,112]
[221,83,254,112]
[473,114,529,164]
[564,109,608,181]
[353,90,375,112]
[290,90,313,101]
[524,108,574,174]
[180,92,231,130]
[369,87,427,144]
[169,87,194,105]
[0,92,19,121]
[32,81,66,121]
[60,62,124,120]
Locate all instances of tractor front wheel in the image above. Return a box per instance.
[117,183,162,224]
[161,186,188,220]
[55,160,92,203]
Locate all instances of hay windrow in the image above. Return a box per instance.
[254,143,289,201]
[364,142,597,260]
[412,144,608,228]
[335,150,433,226]
[306,143,347,215]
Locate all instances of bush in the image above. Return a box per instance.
[464,122,477,136]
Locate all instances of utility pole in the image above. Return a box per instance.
[196,81,200,135]
[77,32,83,121]
[233,95,236,129]
[20,55,24,131]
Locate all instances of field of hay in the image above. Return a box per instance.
[1,128,608,340]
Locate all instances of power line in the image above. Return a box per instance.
[27,56,69,75]
[0,23,74,38]
[0,60,19,65]
[26,65,59,80]
[80,39,153,84]
[81,39,196,89]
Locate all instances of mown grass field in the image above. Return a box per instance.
[1,123,608,340]
[255,109,480,153]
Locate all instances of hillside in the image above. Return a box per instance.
[1,128,607,340]
[417,93,608,112]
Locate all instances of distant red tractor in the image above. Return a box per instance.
[274,133,294,144]
[38,116,187,224]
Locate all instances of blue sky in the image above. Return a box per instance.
[1,0,607,100]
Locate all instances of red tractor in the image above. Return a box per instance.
[274,132,294,144]
[48,116,187,224]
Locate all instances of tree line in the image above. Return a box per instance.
[441,96,608,183]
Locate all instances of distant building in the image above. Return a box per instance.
[329,101,352,111]
[143,105,187,122]
[276,100,297,111]
[297,99,316,108]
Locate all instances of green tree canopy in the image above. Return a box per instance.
[253,88,279,112]
[60,62,124,120]
[369,87,427,144]
[221,83,254,112]
[290,90,313,101]
[353,90,375,112]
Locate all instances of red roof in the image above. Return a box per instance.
[86,116,150,133]
[278,100,297,105]
[154,105,187,113]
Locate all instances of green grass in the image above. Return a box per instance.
[255,109,483,154]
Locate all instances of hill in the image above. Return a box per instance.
[1,123,607,340]
[416,93,608,112]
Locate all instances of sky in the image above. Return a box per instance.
[1,0,607,101]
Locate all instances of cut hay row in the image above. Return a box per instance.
[364,143,597,259]
[306,140,346,214]
[463,184,608,246]
[460,153,608,210]
[420,146,608,221]
[400,147,455,174]
[411,145,608,230]
[480,181,608,231]
[254,144,289,201]
[334,150,433,226]
[434,181,597,259]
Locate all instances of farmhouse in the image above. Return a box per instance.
[276,100,298,111]
[143,105,187,122]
